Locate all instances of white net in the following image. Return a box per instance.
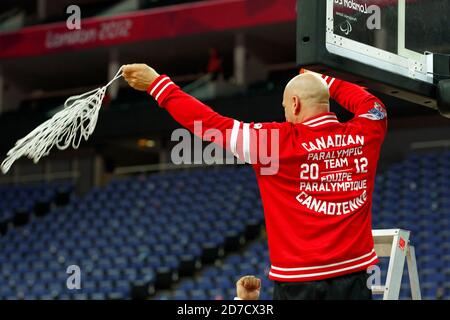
[1,67,123,174]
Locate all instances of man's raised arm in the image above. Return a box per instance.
[321,74,388,134]
[122,63,235,150]
[122,64,280,167]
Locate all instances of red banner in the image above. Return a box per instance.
[0,0,296,59]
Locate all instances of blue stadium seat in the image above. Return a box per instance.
[173,290,189,300]
[190,289,208,300]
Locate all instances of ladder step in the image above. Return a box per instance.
[371,285,385,294]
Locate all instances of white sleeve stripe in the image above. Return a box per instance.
[155,81,174,102]
[230,120,240,156]
[328,78,336,88]
[323,76,329,82]
[243,123,251,164]
[150,76,170,96]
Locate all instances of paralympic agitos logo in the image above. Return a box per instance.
[340,20,353,35]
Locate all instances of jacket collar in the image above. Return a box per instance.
[301,112,339,128]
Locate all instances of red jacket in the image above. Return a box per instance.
[147,74,387,282]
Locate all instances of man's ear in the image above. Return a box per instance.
[293,95,301,116]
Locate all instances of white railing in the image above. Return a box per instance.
[114,162,245,176]
[0,170,79,185]
[411,139,450,150]
[182,73,213,94]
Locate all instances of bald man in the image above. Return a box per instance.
[123,64,387,300]
[283,73,330,123]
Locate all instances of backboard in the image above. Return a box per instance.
[297,0,450,117]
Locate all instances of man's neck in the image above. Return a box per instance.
[294,104,331,124]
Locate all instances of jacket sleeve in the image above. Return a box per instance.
[321,75,388,136]
[147,75,281,167]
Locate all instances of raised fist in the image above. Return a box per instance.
[122,63,160,91]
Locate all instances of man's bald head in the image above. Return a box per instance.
[282,73,330,123]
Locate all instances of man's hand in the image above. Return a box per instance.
[300,68,323,77]
[236,275,261,300]
[122,63,160,91]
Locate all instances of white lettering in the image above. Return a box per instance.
[301,135,364,152]
[296,191,368,215]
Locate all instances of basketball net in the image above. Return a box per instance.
[1,67,124,174]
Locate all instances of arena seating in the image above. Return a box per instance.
[154,239,273,300]
[0,167,263,299]
[0,151,448,300]
[0,182,72,234]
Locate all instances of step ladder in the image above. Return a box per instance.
[371,229,421,300]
